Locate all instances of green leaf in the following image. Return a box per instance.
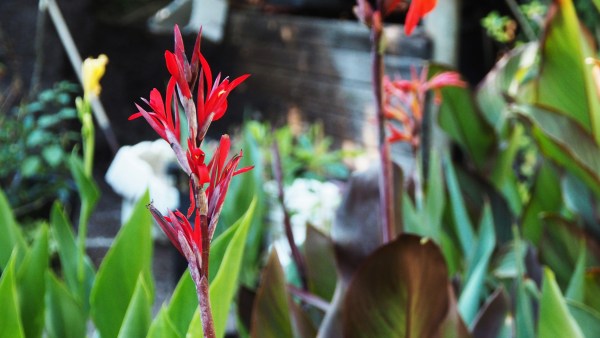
[423,151,445,242]
[433,64,496,169]
[567,301,600,338]
[517,104,600,196]
[444,158,476,258]
[582,270,600,313]
[521,163,562,244]
[0,253,25,338]
[50,203,95,312]
[21,156,41,177]
[536,0,600,144]
[219,125,266,287]
[343,235,450,338]
[250,250,294,338]
[304,225,337,301]
[42,144,64,167]
[566,244,586,301]
[513,229,535,338]
[489,124,525,215]
[45,272,86,338]
[538,268,584,338]
[147,307,182,338]
[476,43,538,134]
[188,199,257,337]
[69,154,99,229]
[17,224,49,338]
[539,215,599,288]
[117,274,152,338]
[91,191,153,338]
[459,203,496,326]
[0,188,26,270]
[164,272,196,336]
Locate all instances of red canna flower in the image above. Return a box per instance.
[384,65,465,147]
[149,206,205,282]
[405,0,437,35]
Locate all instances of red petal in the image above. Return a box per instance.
[404,0,437,35]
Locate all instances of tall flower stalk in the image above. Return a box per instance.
[354,0,438,242]
[130,26,251,338]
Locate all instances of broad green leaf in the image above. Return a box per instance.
[304,225,337,301]
[17,224,49,338]
[250,250,294,338]
[45,272,86,338]
[147,307,181,338]
[459,204,496,326]
[432,64,496,169]
[188,199,257,337]
[343,235,450,338]
[50,203,95,312]
[165,272,196,336]
[538,268,584,338]
[0,253,25,338]
[91,192,153,338]
[567,301,600,338]
[521,163,562,244]
[594,0,600,12]
[517,104,600,196]
[536,0,600,143]
[0,188,26,269]
[117,274,152,338]
[444,158,475,258]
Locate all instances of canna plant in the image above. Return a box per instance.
[129,25,252,338]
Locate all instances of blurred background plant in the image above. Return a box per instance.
[0,81,80,220]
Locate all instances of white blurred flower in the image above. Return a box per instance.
[265,178,341,267]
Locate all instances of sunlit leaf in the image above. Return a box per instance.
[567,301,600,338]
[0,188,26,270]
[45,272,86,338]
[538,268,584,338]
[17,224,49,338]
[90,192,153,338]
[0,253,25,338]
[117,274,152,338]
[536,0,600,144]
[187,200,257,337]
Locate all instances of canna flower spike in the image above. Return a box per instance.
[129,24,252,338]
[384,65,465,148]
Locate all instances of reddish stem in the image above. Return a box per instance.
[271,138,309,291]
[372,4,397,243]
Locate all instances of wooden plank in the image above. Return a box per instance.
[227,10,432,58]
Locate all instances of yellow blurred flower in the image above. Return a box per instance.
[82,54,108,98]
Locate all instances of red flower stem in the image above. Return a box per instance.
[197,276,216,338]
[271,139,309,291]
[372,3,397,243]
[193,181,216,338]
